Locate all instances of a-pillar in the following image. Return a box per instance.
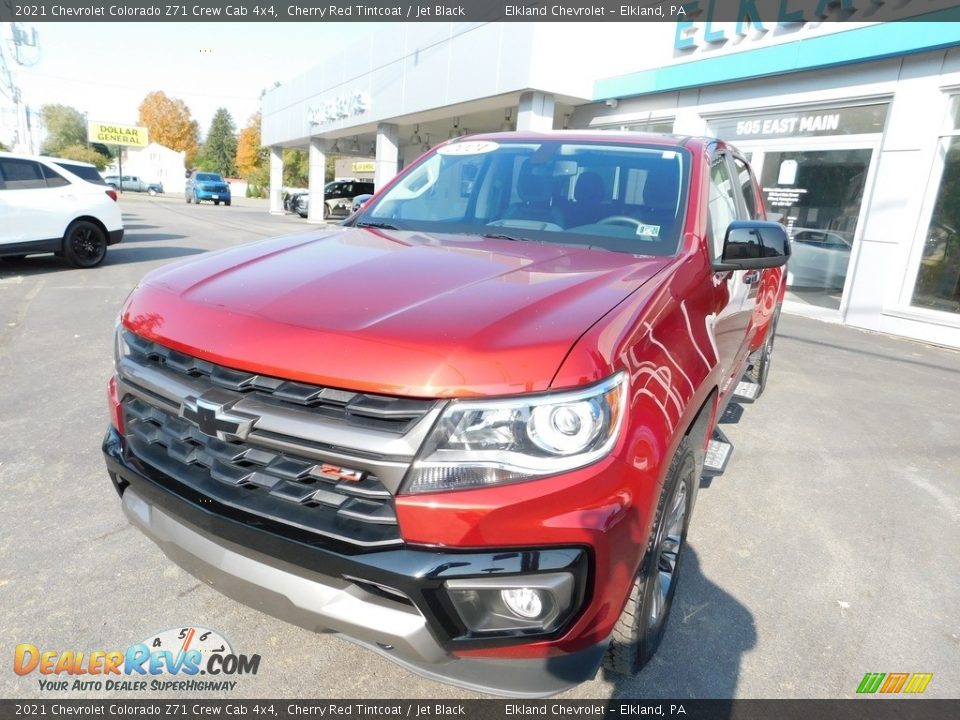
[516,91,556,132]
[374,123,399,191]
[268,146,284,214]
[307,137,327,223]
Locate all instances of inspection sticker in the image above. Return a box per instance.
[636,223,661,237]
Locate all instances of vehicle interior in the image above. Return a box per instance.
[359,140,689,255]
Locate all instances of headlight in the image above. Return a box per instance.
[402,372,627,494]
[113,322,129,370]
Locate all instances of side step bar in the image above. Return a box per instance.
[733,379,761,404]
[703,427,733,477]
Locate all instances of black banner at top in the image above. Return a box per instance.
[1,0,959,22]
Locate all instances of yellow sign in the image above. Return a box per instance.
[87,121,149,147]
[352,161,375,173]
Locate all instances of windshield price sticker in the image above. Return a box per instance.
[437,141,500,156]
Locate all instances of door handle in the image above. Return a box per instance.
[743,270,761,285]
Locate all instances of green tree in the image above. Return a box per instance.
[198,108,238,177]
[55,144,110,170]
[39,104,87,156]
[282,149,308,187]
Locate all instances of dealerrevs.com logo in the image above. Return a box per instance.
[14,627,260,692]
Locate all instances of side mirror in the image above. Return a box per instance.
[713,220,790,272]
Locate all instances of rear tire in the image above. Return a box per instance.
[224,200,231,207]
[63,220,108,268]
[604,438,696,676]
[214,200,220,206]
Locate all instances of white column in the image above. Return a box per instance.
[268,146,284,215]
[374,123,399,191]
[307,137,327,224]
[516,91,556,132]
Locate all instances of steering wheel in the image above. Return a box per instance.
[597,215,643,229]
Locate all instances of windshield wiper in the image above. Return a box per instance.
[482,233,532,242]
[356,221,399,230]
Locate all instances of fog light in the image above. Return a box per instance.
[444,572,576,635]
[500,588,544,619]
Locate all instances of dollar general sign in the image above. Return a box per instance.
[87,121,149,147]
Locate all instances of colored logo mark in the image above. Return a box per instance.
[857,672,933,694]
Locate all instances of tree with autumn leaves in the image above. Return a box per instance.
[137,91,200,167]
[235,112,334,197]
[235,112,269,194]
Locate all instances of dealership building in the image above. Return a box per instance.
[261,19,960,349]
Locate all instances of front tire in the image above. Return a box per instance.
[63,220,108,268]
[604,438,696,676]
[224,200,231,207]
[749,305,781,398]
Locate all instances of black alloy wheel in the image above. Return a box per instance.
[63,221,108,268]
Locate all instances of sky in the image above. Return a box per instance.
[13,22,384,141]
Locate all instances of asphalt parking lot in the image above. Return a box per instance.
[1,195,958,700]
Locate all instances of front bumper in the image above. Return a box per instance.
[103,428,604,697]
[195,188,230,199]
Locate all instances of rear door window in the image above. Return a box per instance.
[41,164,70,188]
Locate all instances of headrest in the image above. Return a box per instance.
[642,165,679,211]
[517,160,552,203]
[574,172,605,204]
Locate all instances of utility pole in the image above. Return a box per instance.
[0,22,40,153]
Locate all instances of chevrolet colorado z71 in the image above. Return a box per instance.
[103,132,788,696]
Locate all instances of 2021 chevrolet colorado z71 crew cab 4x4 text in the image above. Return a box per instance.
[103,132,788,696]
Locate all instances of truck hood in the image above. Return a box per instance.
[124,227,671,397]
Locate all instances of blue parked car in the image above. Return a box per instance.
[185,172,231,206]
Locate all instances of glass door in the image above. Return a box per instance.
[758,148,873,311]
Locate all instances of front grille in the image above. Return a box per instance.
[123,397,401,547]
[122,330,432,434]
[116,331,445,548]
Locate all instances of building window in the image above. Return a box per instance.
[623,119,675,134]
[911,97,960,316]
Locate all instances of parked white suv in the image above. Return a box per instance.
[0,153,124,268]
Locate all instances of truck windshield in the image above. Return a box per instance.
[196,173,223,182]
[359,139,690,255]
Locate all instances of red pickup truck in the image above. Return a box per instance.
[103,132,788,696]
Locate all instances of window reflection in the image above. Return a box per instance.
[912,136,960,315]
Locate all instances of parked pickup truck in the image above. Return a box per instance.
[103,175,163,195]
[103,132,788,696]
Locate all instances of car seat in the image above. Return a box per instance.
[565,172,606,228]
[504,160,565,227]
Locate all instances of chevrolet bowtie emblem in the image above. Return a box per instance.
[180,390,257,442]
